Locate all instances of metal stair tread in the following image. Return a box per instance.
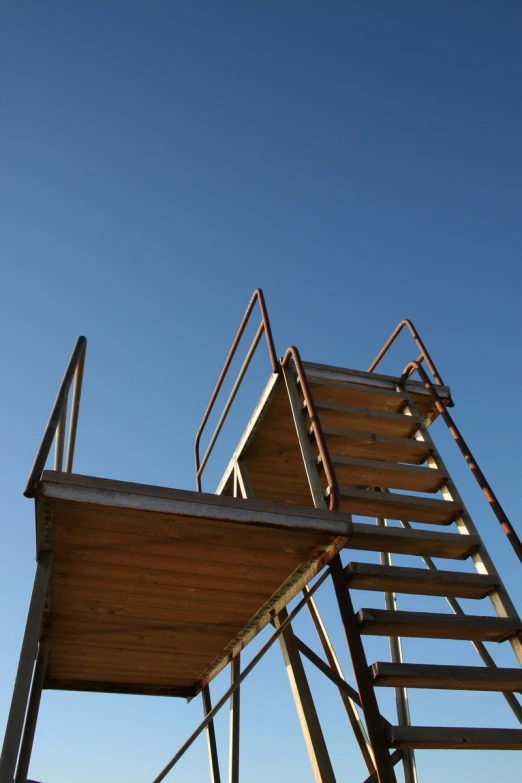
[357,608,522,641]
[345,562,499,598]
[371,661,522,692]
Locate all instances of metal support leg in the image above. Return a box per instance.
[202,686,222,783]
[0,554,51,783]
[14,640,49,783]
[228,655,240,783]
[330,556,397,783]
[274,608,336,783]
[377,520,417,783]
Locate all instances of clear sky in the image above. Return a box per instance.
[1,3,521,782]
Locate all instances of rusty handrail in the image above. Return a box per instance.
[195,289,278,491]
[368,319,445,387]
[24,336,87,498]
[400,360,522,565]
[281,346,339,512]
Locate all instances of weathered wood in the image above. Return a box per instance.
[349,523,480,560]
[328,456,446,493]
[320,427,431,464]
[387,726,522,750]
[305,377,408,413]
[311,401,421,438]
[345,562,499,598]
[338,487,461,525]
[357,609,522,641]
[371,662,522,692]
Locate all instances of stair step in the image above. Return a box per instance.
[345,562,499,598]
[311,400,421,438]
[337,487,461,525]
[349,524,480,560]
[387,725,522,750]
[371,662,522,692]
[357,609,522,641]
[305,376,408,414]
[319,427,431,465]
[302,361,452,410]
[327,456,446,493]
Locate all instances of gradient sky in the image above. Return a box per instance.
[1,3,521,782]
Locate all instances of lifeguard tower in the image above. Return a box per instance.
[2,289,521,783]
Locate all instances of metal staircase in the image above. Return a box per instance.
[2,288,521,783]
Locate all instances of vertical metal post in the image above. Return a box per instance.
[202,686,222,783]
[330,556,397,783]
[54,400,67,472]
[14,640,49,783]
[228,655,240,783]
[377,520,417,783]
[304,588,375,775]
[0,554,51,783]
[274,609,337,783]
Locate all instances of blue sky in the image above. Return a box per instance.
[1,3,521,782]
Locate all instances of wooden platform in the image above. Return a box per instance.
[217,364,452,509]
[36,472,351,698]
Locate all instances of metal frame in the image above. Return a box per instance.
[7,291,522,782]
[195,288,279,492]
[24,336,86,497]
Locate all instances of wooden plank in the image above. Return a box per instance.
[305,377,407,413]
[349,523,480,560]
[51,560,277,604]
[345,562,499,599]
[371,662,522,692]
[301,361,452,402]
[52,538,301,584]
[49,614,239,655]
[312,401,421,438]
[329,456,446,493]
[339,487,461,525]
[321,428,430,465]
[56,500,325,553]
[53,523,319,572]
[357,609,522,641]
[387,726,522,750]
[51,593,257,627]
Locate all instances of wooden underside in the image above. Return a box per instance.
[37,472,350,697]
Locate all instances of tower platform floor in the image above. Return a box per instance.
[35,471,351,698]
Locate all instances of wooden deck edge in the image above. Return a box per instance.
[192,533,350,696]
[44,678,197,698]
[38,472,352,537]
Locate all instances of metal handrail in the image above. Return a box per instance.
[24,336,87,498]
[368,318,446,387]
[400,359,522,565]
[194,289,278,492]
[281,346,339,512]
